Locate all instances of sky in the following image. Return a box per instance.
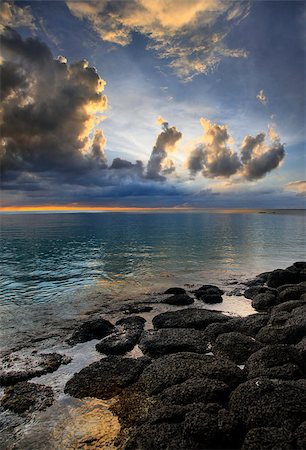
[0,0,305,209]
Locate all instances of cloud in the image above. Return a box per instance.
[0,28,108,178]
[240,131,285,180]
[285,180,306,196]
[66,0,250,81]
[0,1,35,32]
[146,119,182,180]
[187,118,241,178]
[256,89,268,105]
[187,119,285,181]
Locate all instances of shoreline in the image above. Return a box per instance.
[1,261,306,449]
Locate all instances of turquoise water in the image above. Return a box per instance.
[1,211,305,304]
[0,211,305,352]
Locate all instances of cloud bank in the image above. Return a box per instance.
[66,0,250,81]
[187,119,285,181]
[0,28,289,208]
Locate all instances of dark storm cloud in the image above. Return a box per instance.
[240,133,285,181]
[110,158,143,174]
[187,119,285,181]
[0,28,108,176]
[146,120,182,180]
[187,119,241,178]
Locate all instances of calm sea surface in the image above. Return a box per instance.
[0,211,305,352]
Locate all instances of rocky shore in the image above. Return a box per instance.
[1,261,306,449]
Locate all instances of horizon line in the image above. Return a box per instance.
[0,205,305,214]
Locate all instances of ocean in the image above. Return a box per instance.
[0,210,305,353]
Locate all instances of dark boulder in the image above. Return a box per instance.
[164,287,186,295]
[256,324,306,345]
[213,332,263,364]
[244,286,276,300]
[1,382,54,414]
[271,299,306,316]
[162,294,194,306]
[199,294,223,304]
[267,269,303,288]
[67,318,115,345]
[229,377,306,430]
[138,352,245,395]
[245,344,305,380]
[139,328,209,358]
[193,285,224,303]
[193,285,224,295]
[125,422,194,450]
[296,337,306,364]
[242,427,293,450]
[152,308,229,330]
[157,377,230,406]
[96,316,145,355]
[204,314,269,341]
[295,421,306,449]
[64,355,150,400]
[286,261,306,273]
[251,293,276,311]
[277,285,306,303]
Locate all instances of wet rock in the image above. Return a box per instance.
[152,308,229,330]
[157,377,230,406]
[164,287,186,295]
[199,294,223,304]
[162,294,194,306]
[277,285,306,303]
[251,292,276,311]
[244,286,276,300]
[0,352,68,386]
[204,314,269,341]
[67,318,115,345]
[193,285,224,303]
[256,324,306,345]
[139,328,209,357]
[267,269,304,288]
[183,403,240,449]
[286,303,306,327]
[269,310,290,326]
[244,276,267,287]
[125,422,193,450]
[183,403,220,447]
[138,352,245,395]
[64,355,151,400]
[296,337,306,364]
[1,382,54,414]
[286,261,306,273]
[295,421,306,449]
[96,316,145,355]
[271,299,306,316]
[213,332,263,364]
[242,427,293,450]
[120,304,153,314]
[229,377,306,430]
[245,344,305,380]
